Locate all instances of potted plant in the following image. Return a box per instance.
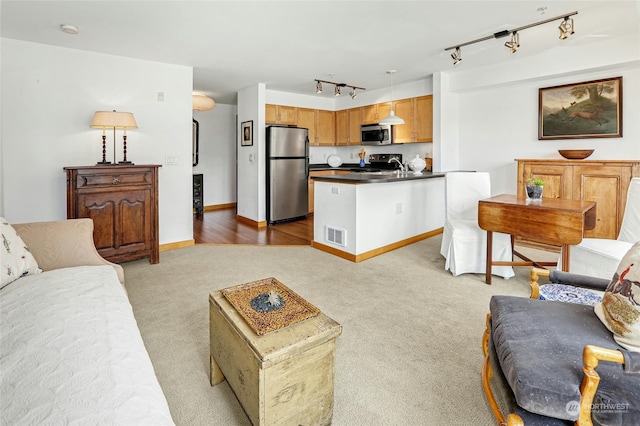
[526,177,545,201]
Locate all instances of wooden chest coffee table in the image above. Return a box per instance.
[209,287,341,426]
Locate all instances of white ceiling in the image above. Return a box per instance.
[2,1,638,105]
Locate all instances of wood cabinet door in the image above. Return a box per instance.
[377,103,392,123]
[335,110,349,145]
[297,108,317,145]
[265,104,278,124]
[77,188,151,259]
[392,98,415,143]
[519,164,572,200]
[316,110,336,146]
[414,95,433,142]
[573,165,632,239]
[348,108,362,145]
[278,106,297,125]
[361,105,377,124]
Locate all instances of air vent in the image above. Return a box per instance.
[325,226,346,247]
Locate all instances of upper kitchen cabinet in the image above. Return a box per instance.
[362,102,392,125]
[298,108,336,146]
[316,109,336,146]
[266,104,297,125]
[392,95,433,143]
[336,108,361,146]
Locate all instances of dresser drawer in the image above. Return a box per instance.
[73,170,153,189]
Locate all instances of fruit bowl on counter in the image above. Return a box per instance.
[558,149,594,160]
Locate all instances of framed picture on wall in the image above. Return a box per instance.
[241,120,253,146]
[538,76,622,140]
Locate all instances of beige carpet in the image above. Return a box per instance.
[122,235,557,426]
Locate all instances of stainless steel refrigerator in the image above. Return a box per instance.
[266,126,309,224]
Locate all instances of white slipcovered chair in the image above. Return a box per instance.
[561,177,640,280]
[440,172,514,278]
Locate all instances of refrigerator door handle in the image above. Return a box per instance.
[305,157,309,178]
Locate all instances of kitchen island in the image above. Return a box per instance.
[311,171,445,262]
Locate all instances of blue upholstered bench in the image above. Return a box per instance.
[483,295,640,425]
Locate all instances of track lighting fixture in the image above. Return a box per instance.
[504,32,520,53]
[559,16,575,40]
[444,11,577,64]
[451,47,462,65]
[314,79,365,99]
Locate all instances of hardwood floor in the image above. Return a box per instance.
[194,207,313,245]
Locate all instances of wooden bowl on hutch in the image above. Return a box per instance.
[558,149,594,160]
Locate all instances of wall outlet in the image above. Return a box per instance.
[396,202,403,214]
[157,92,165,102]
[331,187,340,195]
[165,155,179,165]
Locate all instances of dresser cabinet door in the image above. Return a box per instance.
[65,165,160,264]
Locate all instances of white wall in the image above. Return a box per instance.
[0,39,194,245]
[193,103,237,206]
[436,31,640,196]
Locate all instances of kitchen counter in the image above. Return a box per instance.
[311,170,444,183]
[312,171,445,262]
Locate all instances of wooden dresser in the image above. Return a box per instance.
[64,165,161,264]
[516,159,640,240]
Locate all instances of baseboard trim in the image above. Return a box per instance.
[237,215,267,228]
[205,202,236,211]
[160,239,195,252]
[312,227,443,262]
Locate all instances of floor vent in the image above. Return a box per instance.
[325,226,346,247]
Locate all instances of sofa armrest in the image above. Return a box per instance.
[13,218,125,286]
[529,267,609,299]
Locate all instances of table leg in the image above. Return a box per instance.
[561,244,570,272]
[485,231,493,285]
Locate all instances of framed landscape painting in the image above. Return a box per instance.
[538,76,622,140]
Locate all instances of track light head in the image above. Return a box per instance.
[349,88,357,99]
[559,17,575,39]
[315,80,323,93]
[334,85,341,96]
[504,32,520,53]
[451,47,462,65]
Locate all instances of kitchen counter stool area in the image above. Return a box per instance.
[311,175,445,262]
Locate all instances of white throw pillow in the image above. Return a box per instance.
[594,241,640,352]
[1,217,41,288]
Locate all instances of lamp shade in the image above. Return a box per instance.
[379,110,405,125]
[90,111,138,129]
[192,94,216,111]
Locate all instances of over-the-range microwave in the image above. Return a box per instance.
[361,124,392,145]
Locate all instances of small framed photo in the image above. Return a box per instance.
[538,76,622,140]
[241,120,253,146]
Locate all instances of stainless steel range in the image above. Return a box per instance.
[350,153,402,173]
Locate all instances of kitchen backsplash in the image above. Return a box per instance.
[309,143,433,165]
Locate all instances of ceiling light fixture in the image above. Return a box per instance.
[314,79,365,99]
[379,70,405,126]
[60,24,79,35]
[504,32,520,53]
[444,11,577,64]
[192,93,216,111]
[559,16,575,40]
[451,47,462,65]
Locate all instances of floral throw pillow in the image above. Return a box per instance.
[595,241,640,352]
[1,217,41,288]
